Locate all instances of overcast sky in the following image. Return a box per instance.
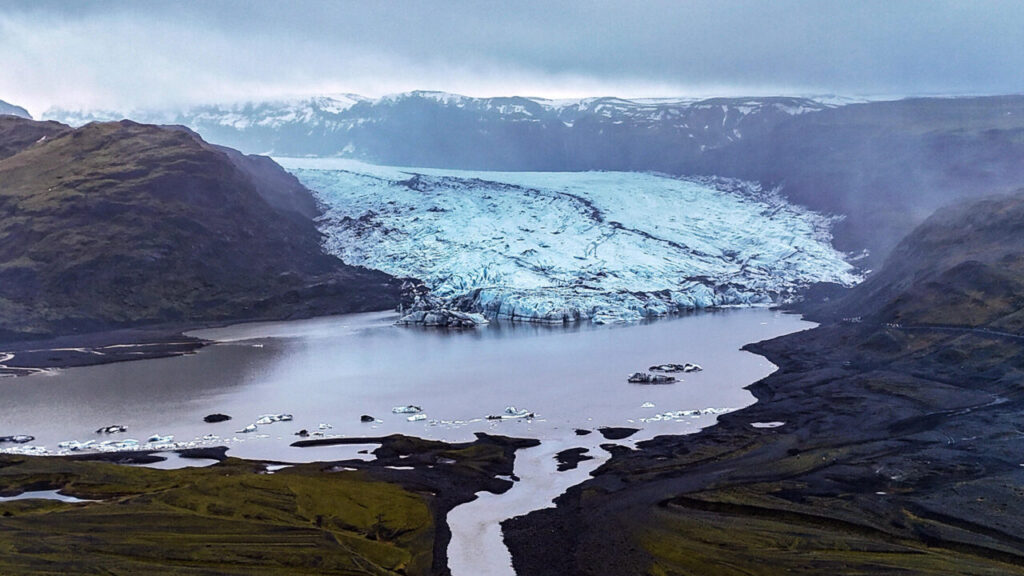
[2,1,1023,115]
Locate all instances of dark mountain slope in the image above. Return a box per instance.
[826,190,1024,328]
[505,191,1024,575]
[0,116,70,162]
[701,96,1024,261]
[0,118,401,341]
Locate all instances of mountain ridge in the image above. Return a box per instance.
[0,116,402,342]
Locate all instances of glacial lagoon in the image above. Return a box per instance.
[0,308,812,575]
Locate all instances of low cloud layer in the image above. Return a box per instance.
[3,0,1023,115]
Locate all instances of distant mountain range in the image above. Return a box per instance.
[43,91,836,164]
[42,92,1024,264]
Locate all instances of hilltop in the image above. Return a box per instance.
[0,117,402,342]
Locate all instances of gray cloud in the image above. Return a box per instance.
[2,0,1023,115]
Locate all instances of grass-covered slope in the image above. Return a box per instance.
[505,191,1024,575]
[0,118,402,341]
[828,190,1024,330]
[0,433,537,575]
[0,456,434,575]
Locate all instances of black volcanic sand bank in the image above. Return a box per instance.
[0,433,535,575]
[504,192,1024,575]
[0,327,209,375]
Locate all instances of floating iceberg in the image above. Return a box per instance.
[487,406,535,420]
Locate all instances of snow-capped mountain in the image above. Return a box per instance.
[278,159,859,324]
[44,91,830,168]
[0,99,32,119]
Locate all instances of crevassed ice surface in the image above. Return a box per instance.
[279,159,859,323]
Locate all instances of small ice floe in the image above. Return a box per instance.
[318,423,333,430]
[255,414,293,425]
[649,363,703,373]
[147,434,174,443]
[97,439,139,451]
[487,406,535,420]
[263,464,290,474]
[749,422,785,429]
[6,445,49,456]
[57,440,94,451]
[95,425,127,434]
[392,405,422,414]
[201,434,218,441]
[237,424,258,433]
[0,435,35,444]
[640,401,656,409]
[627,372,676,384]
[640,407,736,423]
[407,413,427,422]
[327,465,358,472]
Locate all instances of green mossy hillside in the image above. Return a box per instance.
[0,455,434,575]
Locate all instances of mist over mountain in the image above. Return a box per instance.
[0,99,31,120]
[44,91,829,165]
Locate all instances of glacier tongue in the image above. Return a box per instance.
[279,159,860,323]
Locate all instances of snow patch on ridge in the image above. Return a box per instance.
[279,159,860,324]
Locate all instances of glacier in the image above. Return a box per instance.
[278,159,860,324]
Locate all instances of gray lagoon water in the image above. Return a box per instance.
[0,307,813,576]
[0,308,809,461]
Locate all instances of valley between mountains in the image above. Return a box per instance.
[1,91,1023,575]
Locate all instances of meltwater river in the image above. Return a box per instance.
[0,308,812,575]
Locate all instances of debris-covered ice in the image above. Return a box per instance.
[640,407,737,423]
[392,405,423,414]
[255,414,293,425]
[627,372,676,384]
[487,406,535,420]
[649,363,702,373]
